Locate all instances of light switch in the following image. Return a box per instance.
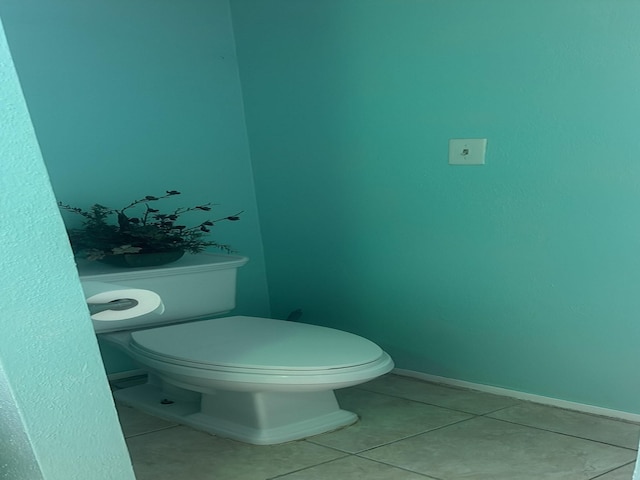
[449,138,487,165]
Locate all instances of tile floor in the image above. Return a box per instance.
[115,374,639,480]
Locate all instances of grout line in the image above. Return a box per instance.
[484,416,639,452]
[475,403,522,416]
[352,455,443,479]
[354,383,522,417]
[339,415,480,456]
[267,453,441,480]
[265,453,351,480]
[588,460,636,479]
[302,438,357,455]
[123,424,180,439]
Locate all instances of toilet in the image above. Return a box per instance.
[79,254,394,445]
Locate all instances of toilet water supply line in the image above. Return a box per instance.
[286,309,303,322]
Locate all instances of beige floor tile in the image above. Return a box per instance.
[361,417,636,480]
[126,425,346,480]
[272,455,432,479]
[307,387,472,453]
[593,462,635,480]
[117,375,640,479]
[358,374,521,414]
[488,402,640,449]
[116,403,178,438]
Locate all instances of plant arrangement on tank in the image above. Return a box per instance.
[58,190,242,267]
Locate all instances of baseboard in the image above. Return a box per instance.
[393,368,640,424]
[107,369,147,382]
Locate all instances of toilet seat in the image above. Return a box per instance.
[129,316,390,377]
[87,254,395,445]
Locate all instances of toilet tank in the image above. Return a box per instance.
[78,253,248,333]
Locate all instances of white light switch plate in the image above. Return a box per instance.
[449,138,487,165]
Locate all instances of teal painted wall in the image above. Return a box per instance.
[3,0,640,417]
[231,0,640,413]
[0,16,135,479]
[0,0,271,373]
[0,0,269,317]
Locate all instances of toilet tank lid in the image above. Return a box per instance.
[130,316,386,371]
[78,253,248,281]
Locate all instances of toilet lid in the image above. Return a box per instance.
[130,316,385,371]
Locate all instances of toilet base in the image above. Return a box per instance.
[113,377,358,445]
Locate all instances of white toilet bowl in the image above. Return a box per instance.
[81,254,393,445]
[107,315,394,445]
